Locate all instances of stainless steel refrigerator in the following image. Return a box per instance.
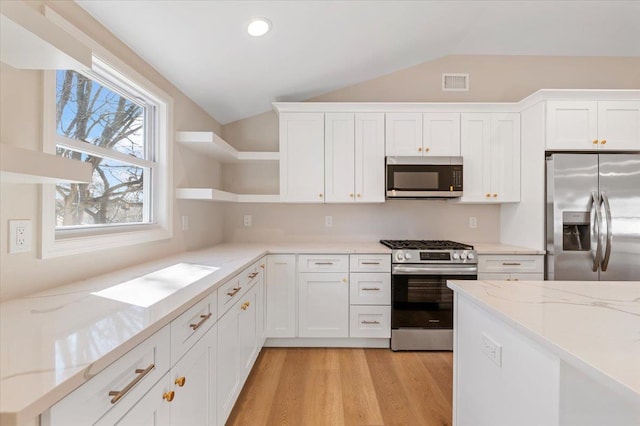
[546,153,640,281]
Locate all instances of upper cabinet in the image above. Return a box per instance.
[325,113,385,203]
[279,112,325,203]
[546,101,640,151]
[386,112,461,156]
[460,113,520,203]
[0,2,91,70]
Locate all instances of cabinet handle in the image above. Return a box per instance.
[513,278,519,281]
[274,262,287,265]
[227,287,242,297]
[248,271,259,279]
[163,390,175,402]
[493,193,498,198]
[425,147,430,152]
[175,377,186,387]
[350,193,354,198]
[600,139,607,145]
[362,287,381,291]
[357,194,361,198]
[319,193,323,198]
[314,262,334,265]
[502,262,521,266]
[361,261,381,265]
[108,363,155,404]
[241,301,251,311]
[260,264,265,269]
[418,147,423,152]
[362,320,380,325]
[592,139,599,145]
[486,193,491,198]
[190,313,212,331]
[342,278,348,283]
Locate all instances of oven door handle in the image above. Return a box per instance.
[392,265,478,275]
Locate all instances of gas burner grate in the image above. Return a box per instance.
[379,240,473,250]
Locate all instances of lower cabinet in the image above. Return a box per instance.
[265,255,297,338]
[298,272,349,337]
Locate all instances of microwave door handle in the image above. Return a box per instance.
[589,191,603,272]
[600,192,612,272]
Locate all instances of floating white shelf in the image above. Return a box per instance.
[176,131,279,163]
[0,1,92,70]
[176,188,280,203]
[0,144,93,184]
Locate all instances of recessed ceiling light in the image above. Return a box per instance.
[247,18,271,37]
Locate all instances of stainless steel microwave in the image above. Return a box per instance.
[386,156,463,199]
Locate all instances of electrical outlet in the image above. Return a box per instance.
[481,332,502,367]
[181,215,189,231]
[244,215,252,227]
[9,219,32,254]
[469,217,477,229]
[324,215,333,227]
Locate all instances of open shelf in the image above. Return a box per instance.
[176,131,279,163]
[0,144,93,184]
[176,188,280,203]
[0,1,92,70]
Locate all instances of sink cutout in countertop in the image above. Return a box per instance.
[92,263,219,307]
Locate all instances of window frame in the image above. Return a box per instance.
[41,9,173,258]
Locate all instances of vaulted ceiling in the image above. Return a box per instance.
[77,1,640,124]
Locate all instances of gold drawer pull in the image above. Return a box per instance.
[190,313,212,331]
[362,287,381,291]
[361,262,381,265]
[362,320,380,325]
[108,363,155,404]
[486,193,491,198]
[502,262,522,266]
[600,139,607,145]
[260,264,265,269]
[175,376,186,387]
[592,139,599,145]
[163,390,175,402]
[241,301,251,311]
[227,287,242,297]
[248,271,259,279]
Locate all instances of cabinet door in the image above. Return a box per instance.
[385,112,423,156]
[423,113,461,156]
[266,255,297,338]
[597,101,640,150]
[257,260,267,347]
[216,304,240,426]
[298,272,349,337]
[355,113,385,203]
[96,374,171,426]
[170,324,217,426]
[279,112,325,202]
[460,113,492,202]
[325,113,355,203]
[238,284,259,381]
[490,113,520,202]
[546,101,598,150]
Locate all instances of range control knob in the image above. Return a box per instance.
[467,252,475,261]
[404,252,412,261]
[395,251,405,262]
[460,252,468,260]
[452,252,460,260]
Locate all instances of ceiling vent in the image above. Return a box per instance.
[442,73,469,91]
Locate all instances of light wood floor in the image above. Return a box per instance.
[227,348,453,426]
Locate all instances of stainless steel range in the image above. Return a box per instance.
[380,240,478,351]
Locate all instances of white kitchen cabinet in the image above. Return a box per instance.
[460,113,521,203]
[238,284,259,382]
[478,254,544,281]
[298,272,349,338]
[546,101,640,151]
[385,112,423,156]
[423,113,461,156]
[257,258,267,347]
[279,112,325,202]
[266,255,297,338]
[325,113,385,203]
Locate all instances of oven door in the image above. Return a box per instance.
[391,265,477,330]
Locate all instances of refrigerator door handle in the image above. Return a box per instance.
[601,191,613,272]
[589,191,603,272]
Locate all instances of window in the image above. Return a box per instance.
[42,56,172,258]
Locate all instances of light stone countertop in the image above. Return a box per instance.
[447,279,640,403]
[0,242,390,425]
[469,242,546,255]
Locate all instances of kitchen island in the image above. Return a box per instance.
[447,279,640,426]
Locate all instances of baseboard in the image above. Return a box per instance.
[264,337,390,348]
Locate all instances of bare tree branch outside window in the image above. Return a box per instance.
[55,70,148,227]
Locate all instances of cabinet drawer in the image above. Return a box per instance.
[349,254,391,272]
[298,254,348,273]
[44,327,170,426]
[171,290,217,364]
[350,273,391,305]
[349,306,391,338]
[478,255,543,273]
[218,261,262,319]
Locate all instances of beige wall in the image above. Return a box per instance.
[0,2,224,301]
